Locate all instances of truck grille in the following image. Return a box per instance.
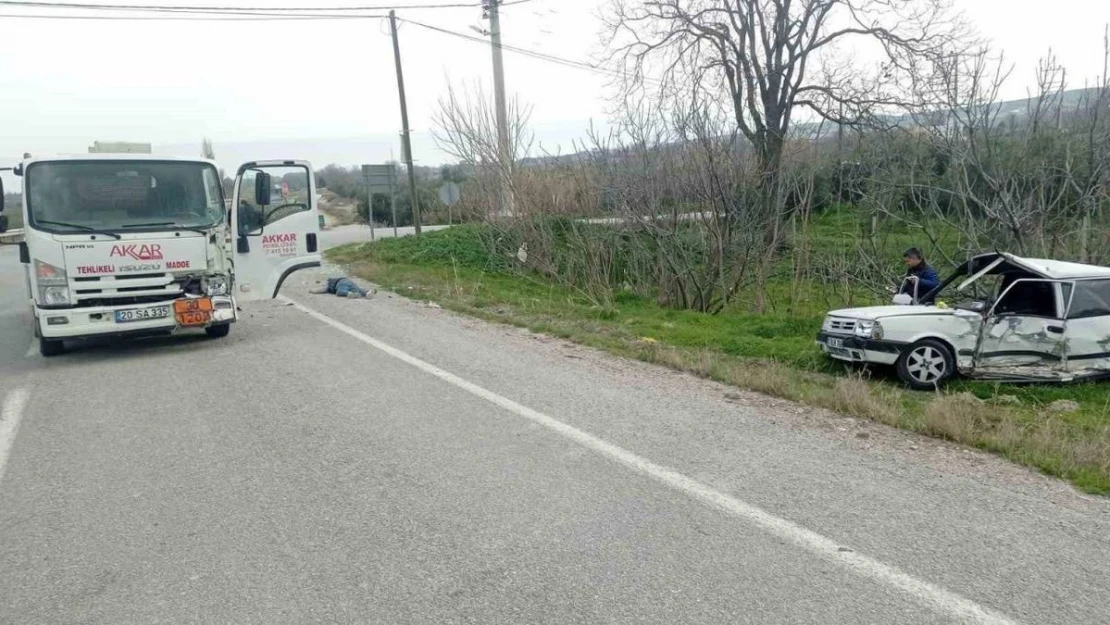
[70,273,183,308]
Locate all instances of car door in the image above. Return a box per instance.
[974,278,1072,370]
[231,160,321,301]
[1061,278,1110,373]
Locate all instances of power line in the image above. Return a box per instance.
[0,0,476,11]
[400,17,656,84]
[0,10,380,18]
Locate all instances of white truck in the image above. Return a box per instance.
[2,152,322,356]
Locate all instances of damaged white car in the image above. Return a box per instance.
[817,253,1110,389]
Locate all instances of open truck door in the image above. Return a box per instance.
[231,160,321,301]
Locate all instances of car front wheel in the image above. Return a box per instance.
[896,339,955,390]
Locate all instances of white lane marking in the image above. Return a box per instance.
[284,296,1020,625]
[0,387,30,488]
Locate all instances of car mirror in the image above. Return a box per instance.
[892,293,913,306]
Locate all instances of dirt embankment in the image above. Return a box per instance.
[317,189,359,228]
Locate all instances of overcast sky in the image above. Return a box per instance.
[1,0,1109,176]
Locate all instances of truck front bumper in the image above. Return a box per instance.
[37,296,236,339]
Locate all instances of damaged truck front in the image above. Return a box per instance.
[818,253,1110,389]
[9,154,321,356]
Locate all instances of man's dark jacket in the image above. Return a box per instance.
[901,263,940,304]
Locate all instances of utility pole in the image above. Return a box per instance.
[485,0,515,217]
[389,10,422,235]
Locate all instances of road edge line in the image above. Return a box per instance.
[282,295,1020,625]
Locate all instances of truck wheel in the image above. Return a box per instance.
[896,339,955,390]
[39,337,64,357]
[205,324,231,339]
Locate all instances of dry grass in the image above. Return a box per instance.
[830,377,901,424]
[923,393,997,442]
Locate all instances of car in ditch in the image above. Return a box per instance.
[816,252,1110,389]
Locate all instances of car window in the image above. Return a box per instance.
[1067,280,1110,319]
[994,280,1059,318]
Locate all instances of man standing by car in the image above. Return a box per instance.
[901,247,940,304]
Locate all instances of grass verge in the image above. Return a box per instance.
[327,227,1110,495]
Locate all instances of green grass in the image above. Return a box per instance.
[327,221,1110,495]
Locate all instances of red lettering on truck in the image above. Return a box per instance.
[77,265,114,275]
[110,244,163,261]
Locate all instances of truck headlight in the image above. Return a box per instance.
[41,286,70,305]
[205,276,228,296]
[35,260,70,305]
[34,259,67,284]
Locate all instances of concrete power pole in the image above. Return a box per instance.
[389,10,422,235]
[486,0,515,218]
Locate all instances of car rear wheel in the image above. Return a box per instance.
[896,339,955,390]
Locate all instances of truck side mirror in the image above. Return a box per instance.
[0,215,8,234]
[255,172,272,206]
[0,176,5,214]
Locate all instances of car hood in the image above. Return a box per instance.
[826,305,954,320]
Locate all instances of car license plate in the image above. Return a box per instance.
[115,306,171,323]
[827,337,845,349]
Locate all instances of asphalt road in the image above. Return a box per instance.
[320,224,451,250]
[1,239,1110,624]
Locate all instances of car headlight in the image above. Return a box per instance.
[852,320,884,339]
[205,276,229,296]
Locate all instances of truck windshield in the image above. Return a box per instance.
[25,160,225,234]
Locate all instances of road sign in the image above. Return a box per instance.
[438,182,461,207]
[361,164,396,192]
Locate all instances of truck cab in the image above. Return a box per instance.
[8,154,321,356]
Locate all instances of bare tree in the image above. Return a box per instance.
[432,82,535,219]
[606,0,969,200]
[201,137,216,160]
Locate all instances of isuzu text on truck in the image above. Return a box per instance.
[1,151,321,356]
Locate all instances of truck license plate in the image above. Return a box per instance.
[114,306,171,323]
[826,337,845,349]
